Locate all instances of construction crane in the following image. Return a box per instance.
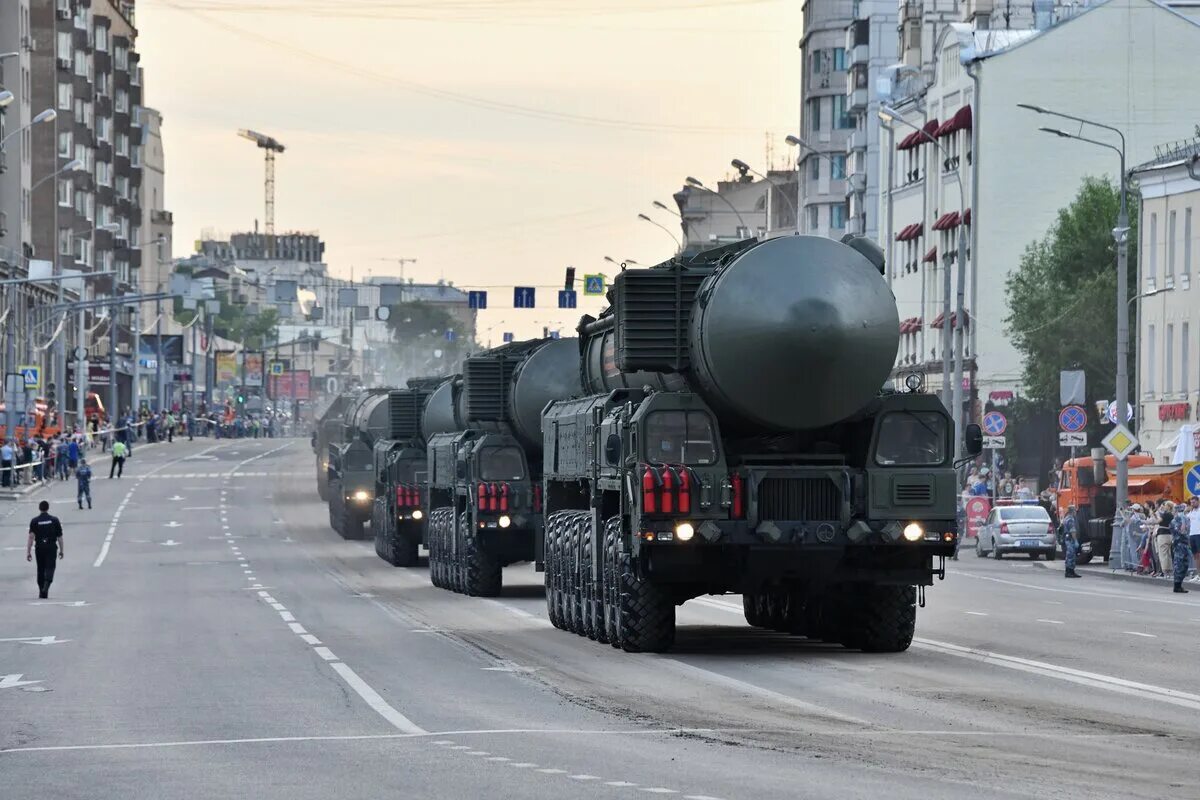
[373,257,418,281]
[237,128,286,257]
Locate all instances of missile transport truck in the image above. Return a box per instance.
[371,381,441,566]
[541,235,980,653]
[424,338,581,596]
[327,389,393,540]
[313,393,354,502]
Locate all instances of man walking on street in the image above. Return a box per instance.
[1063,504,1081,578]
[76,458,93,510]
[26,500,64,599]
[109,439,128,479]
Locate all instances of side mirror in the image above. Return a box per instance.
[604,433,621,466]
[964,423,983,457]
[455,461,467,479]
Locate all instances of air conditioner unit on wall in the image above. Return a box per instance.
[57,57,71,70]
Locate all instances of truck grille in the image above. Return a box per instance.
[757,477,840,521]
[893,482,933,505]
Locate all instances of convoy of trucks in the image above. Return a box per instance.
[311,234,980,653]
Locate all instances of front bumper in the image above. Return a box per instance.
[995,535,1056,555]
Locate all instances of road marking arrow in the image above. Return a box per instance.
[161,540,180,547]
[0,674,43,689]
[0,636,69,645]
[28,601,89,607]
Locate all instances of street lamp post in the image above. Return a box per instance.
[636,213,682,250]
[880,106,969,446]
[684,176,749,234]
[1020,104,1130,513]
[731,158,798,234]
[0,108,55,149]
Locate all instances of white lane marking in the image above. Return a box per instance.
[432,740,455,746]
[950,570,1200,608]
[640,789,678,795]
[279,611,296,622]
[1123,631,1157,638]
[467,750,490,756]
[0,636,69,645]
[607,781,639,788]
[0,674,44,689]
[964,611,988,616]
[269,603,286,611]
[487,756,511,762]
[92,542,111,568]
[313,647,338,662]
[299,634,322,645]
[328,662,427,735]
[1035,619,1064,625]
[256,591,270,598]
[914,637,1200,711]
[663,657,867,726]
[288,623,308,635]
[449,745,472,750]
[510,763,539,768]
[1117,610,1134,614]
[684,795,728,800]
[570,774,601,780]
[537,768,568,774]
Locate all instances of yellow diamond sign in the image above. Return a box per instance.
[1102,423,1139,461]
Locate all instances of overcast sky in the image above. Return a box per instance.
[136,0,803,340]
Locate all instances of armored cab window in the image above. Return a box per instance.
[874,411,947,466]
[344,450,374,470]
[645,411,718,465]
[480,446,526,480]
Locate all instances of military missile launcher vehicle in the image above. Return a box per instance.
[313,392,354,502]
[371,379,442,566]
[327,388,394,540]
[541,235,981,653]
[424,338,581,596]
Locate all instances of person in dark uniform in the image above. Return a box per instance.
[1062,504,1081,578]
[25,500,64,599]
[1171,503,1190,594]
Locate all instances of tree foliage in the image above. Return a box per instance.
[379,301,472,382]
[1005,177,1138,409]
[173,291,280,350]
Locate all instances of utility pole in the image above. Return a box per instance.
[131,302,141,414]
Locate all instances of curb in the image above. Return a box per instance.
[1030,559,1179,586]
[0,482,46,502]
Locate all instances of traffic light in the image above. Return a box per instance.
[237,393,245,406]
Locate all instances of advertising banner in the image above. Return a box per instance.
[215,352,237,385]
[965,496,991,540]
[244,352,264,387]
[269,370,311,401]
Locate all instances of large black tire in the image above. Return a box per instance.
[742,593,765,628]
[567,513,585,635]
[392,527,419,568]
[580,514,599,640]
[616,549,675,653]
[545,512,563,629]
[603,517,620,647]
[429,508,453,589]
[463,515,502,597]
[845,585,917,653]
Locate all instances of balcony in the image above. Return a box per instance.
[848,86,869,114]
[846,128,865,154]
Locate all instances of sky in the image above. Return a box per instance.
[135,0,804,340]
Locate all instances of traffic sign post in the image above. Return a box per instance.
[1059,432,1087,447]
[269,362,285,376]
[982,411,1007,437]
[468,291,488,310]
[502,332,514,343]
[1058,405,1087,433]
[557,290,577,309]
[17,365,40,391]
[1101,424,1139,461]
[983,435,1006,450]
[513,287,536,309]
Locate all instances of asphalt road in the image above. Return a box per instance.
[2,437,1199,799]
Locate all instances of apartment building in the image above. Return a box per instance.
[798,0,853,237]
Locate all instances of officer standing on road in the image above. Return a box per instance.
[26,500,64,599]
[1063,504,1081,578]
[109,439,128,479]
[76,458,93,510]
[1171,503,1190,593]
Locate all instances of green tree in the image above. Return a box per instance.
[379,301,472,381]
[1005,176,1138,409]
[172,291,279,350]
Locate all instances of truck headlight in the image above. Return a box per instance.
[412,509,424,520]
[498,515,511,528]
[675,522,695,542]
[353,490,370,502]
[902,523,924,542]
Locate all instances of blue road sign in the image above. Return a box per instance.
[982,411,1007,436]
[502,332,514,343]
[18,365,40,390]
[1187,464,1200,497]
[1059,405,1087,433]
[445,330,457,342]
[549,330,561,339]
[468,290,488,310]
[557,290,577,309]
[514,287,536,308]
[584,275,605,296]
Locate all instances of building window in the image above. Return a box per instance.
[115,175,128,197]
[57,81,72,111]
[97,116,111,142]
[1185,208,1193,276]
[1147,323,1157,394]
[1168,210,1177,277]
[57,178,72,207]
[1167,323,1175,394]
[810,158,820,180]
[832,95,852,129]
[1183,322,1191,396]
[833,47,847,71]
[115,46,128,71]
[58,227,72,256]
[831,203,848,229]
[57,32,71,59]
[1149,212,1158,279]
[116,89,128,114]
[831,154,846,180]
[57,130,73,158]
[116,132,128,157]
[807,97,822,133]
[808,205,820,230]
[96,25,109,53]
[74,49,88,77]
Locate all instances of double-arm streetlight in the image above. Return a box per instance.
[31,158,84,192]
[1019,103,1131,513]
[685,176,748,233]
[731,158,798,234]
[603,256,640,267]
[880,105,969,448]
[785,135,839,233]
[637,213,681,250]
[0,108,56,149]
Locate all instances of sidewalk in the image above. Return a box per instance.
[1031,559,1200,586]
[0,438,168,502]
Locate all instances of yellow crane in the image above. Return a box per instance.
[237,128,286,256]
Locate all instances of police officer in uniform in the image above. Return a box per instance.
[1062,504,1081,578]
[25,500,64,599]
[1171,503,1190,594]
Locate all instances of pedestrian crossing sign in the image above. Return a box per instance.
[18,365,40,390]
[583,275,605,296]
